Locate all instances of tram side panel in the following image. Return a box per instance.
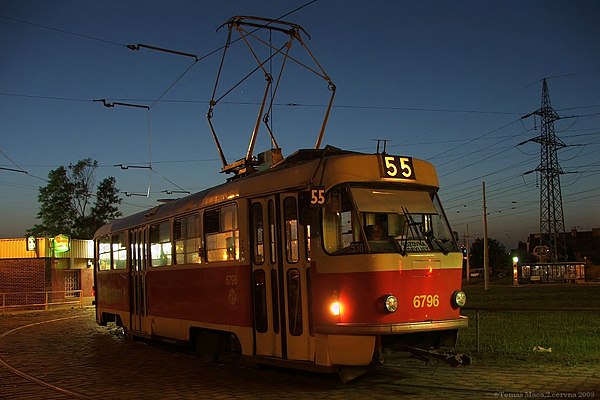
[145,264,253,334]
[95,270,130,326]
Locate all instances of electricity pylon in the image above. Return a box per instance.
[522,79,568,262]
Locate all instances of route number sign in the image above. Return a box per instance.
[381,155,416,180]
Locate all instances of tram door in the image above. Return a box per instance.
[129,228,148,333]
[250,194,312,361]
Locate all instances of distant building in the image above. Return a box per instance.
[518,228,599,262]
[516,228,600,282]
[0,237,94,310]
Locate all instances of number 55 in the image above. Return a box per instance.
[311,188,325,205]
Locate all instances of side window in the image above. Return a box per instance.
[204,204,239,262]
[174,213,201,265]
[284,197,299,263]
[112,233,127,270]
[251,203,264,264]
[268,200,276,264]
[150,221,172,267]
[322,186,362,255]
[98,236,111,271]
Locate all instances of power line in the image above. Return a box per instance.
[0,14,126,48]
[0,91,531,115]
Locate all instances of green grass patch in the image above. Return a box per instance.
[456,283,600,366]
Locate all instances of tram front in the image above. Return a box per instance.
[309,154,468,369]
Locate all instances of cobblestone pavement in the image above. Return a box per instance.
[0,308,598,399]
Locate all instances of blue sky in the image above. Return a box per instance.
[1,0,599,249]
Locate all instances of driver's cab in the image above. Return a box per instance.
[321,185,458,256]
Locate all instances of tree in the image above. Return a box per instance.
[469,237,511,274]
[27,158,122,239]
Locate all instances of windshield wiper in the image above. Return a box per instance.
[424,230,449,255]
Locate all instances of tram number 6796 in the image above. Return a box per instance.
[413,294,440,308]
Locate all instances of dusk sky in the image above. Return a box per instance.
[1,0,599,249]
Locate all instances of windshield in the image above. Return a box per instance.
[322,186,458,255]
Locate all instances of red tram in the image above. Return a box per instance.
[93,146,468,378]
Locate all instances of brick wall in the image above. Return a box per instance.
[0,258,47,306]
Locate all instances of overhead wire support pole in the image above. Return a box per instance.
[482,181,489,291]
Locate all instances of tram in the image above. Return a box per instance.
[93,146,468,378]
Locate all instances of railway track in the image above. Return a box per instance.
[0,314,94,400]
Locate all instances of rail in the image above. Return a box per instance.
[0,290,83,311]
[462,306,600,354]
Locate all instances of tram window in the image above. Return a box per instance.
[268,200,276,264]
[253,270,268,333]
[174,214,201,265]
[112,233,127,270]
[150,221,172,267]
[322,187,362,255]
[284,197,299,263]
[204,204,239,262]
[98,236,111,271]
[251,203,264,265]
[287,268,303,336]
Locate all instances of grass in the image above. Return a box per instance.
[455,281,600,366]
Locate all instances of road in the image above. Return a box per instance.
[0,307,598,399]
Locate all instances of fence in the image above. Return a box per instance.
[0,290,83,311]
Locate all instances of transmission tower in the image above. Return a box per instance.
[527,78,568,262]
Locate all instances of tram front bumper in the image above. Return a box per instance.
[314,315,468,335]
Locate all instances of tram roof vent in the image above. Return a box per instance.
[257,148,284,171]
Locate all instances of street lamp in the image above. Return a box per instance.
[512,257,519,287]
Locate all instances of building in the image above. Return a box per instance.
[0,237,94,310]
[516,228,600,283]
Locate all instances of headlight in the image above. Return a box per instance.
[329,300,341,316]
[384,294,398,313]
[452,290,467,308]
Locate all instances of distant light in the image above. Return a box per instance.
[513,256,519,263]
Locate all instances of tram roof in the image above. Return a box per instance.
[94,146,439,238]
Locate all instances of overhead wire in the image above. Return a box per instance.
[0,14,127,48]
[2,8,599,234]
[112,0,321,195]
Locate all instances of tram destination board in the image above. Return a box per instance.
[380,155,416,180]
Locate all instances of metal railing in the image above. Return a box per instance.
[0,290,83,311]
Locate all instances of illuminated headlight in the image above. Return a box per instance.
[452,290,467,308]
[329,300,341,316]
[384,294,398,313]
